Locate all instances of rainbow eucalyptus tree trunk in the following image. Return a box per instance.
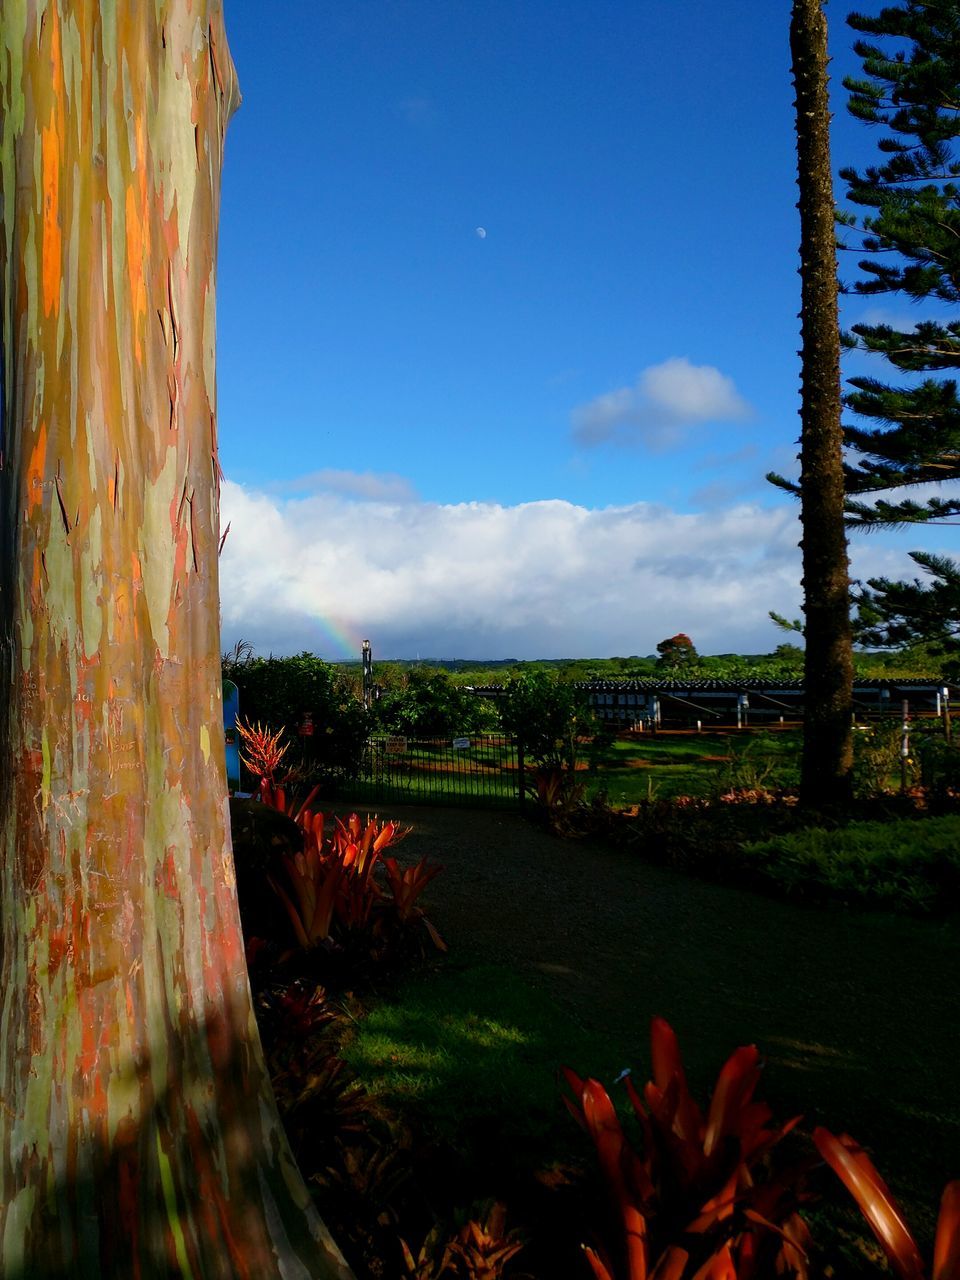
[0,4,350,1276]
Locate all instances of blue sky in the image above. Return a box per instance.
[213,1,960,660]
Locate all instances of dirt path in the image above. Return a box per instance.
[384,803,960,1212]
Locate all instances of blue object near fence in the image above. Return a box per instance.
[223,679,240,793]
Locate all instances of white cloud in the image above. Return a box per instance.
[217,479,948,660]
[572,357,752,450]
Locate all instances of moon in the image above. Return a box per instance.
[475,226,487,239]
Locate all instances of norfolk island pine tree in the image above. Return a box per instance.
[838,2,960,655]
[786,0,856,804]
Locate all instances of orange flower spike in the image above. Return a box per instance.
[236,718,290,786]
[934,1181,960,1280]
[814,1129,925,1280]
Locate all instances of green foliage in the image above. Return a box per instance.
[852,717,912,796]
[833,2,960,664]
[223,648,371,786]
[839,2,960,528]
[854,552,960,670]
[373,668,494,737]
[742,815,960,912]
[497,670,594,769]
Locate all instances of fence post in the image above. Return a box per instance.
[943,686,952,745]
[516,737,525,812]
[900,699,910,793]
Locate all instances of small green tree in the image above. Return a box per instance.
[373,668,490,736]
[498,671,594,769]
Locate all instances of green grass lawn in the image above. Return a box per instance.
[334,728,807,809]
[342,960,629,1170]
[586,729,802,804]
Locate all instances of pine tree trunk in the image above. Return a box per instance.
[790,0,855,806]
[0,5,350,1275]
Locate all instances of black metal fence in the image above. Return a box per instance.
[344,734,523,808]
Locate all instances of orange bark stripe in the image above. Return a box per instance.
[186,1108,250,1279]
[41,123,61,317]
[26,419,48,508]
[123,113,150,359]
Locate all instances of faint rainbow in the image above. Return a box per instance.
[306,609,366,659]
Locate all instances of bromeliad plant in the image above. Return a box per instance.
[400,1203,524,1280]
[562,1017,812,1280]
[261,793,446,958]
[237,719,446,957]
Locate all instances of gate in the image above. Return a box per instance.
[347,734,522,808]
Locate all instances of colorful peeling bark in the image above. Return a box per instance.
[0,5,350,1276]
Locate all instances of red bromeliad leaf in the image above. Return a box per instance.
[685,1167,738,1233]
[383,856,443,917]
[374,818,411,852]
[581,1078,629,1189]
[560,1066,590,1134]
[299,808,325,856]
[581,1078,649,1280]
[267,874,311,951]
[690,1243,737,1280]
[644,1074,704,1192]
[703,1045,762,1158]
[290,783,322,826]
[650,1017,702,1145]
[934,1181,960,1280]
[649,1246,689,1280]
[420,914,448,953]
[583,1244,617,1280]
[814,1129,926,1280]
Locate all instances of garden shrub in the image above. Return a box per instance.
[742,815,960,912]
[372,667,494,737]
[498,670,594,770]
[222,649,371,787]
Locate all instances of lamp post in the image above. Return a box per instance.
[362,639,373,710]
